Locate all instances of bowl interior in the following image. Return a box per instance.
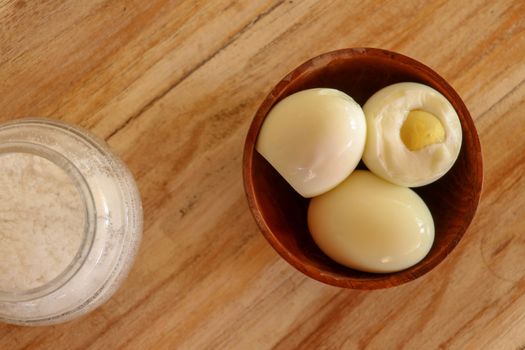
[244,48,482,289]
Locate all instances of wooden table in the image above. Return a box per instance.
[0,1,523,349]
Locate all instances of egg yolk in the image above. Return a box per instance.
[400,110,445,151]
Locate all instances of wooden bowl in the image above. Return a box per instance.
[243,48,483,289]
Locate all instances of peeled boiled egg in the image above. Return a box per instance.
[308,170,434,273]
[256,88,366,198]
[362,82,462,187]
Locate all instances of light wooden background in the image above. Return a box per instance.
[0,0,523,349]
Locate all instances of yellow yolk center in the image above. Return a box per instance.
[400,110,445,151]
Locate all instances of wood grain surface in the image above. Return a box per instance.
[0,0,523,349]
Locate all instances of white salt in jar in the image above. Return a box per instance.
[0,118,143,326]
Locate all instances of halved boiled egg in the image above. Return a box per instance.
[256,88,366,198]
[362,82,462,187]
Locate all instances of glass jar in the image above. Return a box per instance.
[0,118,143,326]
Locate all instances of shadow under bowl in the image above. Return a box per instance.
[243,48,483,289]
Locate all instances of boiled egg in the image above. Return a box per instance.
[362,82,462,187]
[256,88,366,198]
[307,170,434,273]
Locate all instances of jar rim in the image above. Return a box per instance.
[0,117,142,325]
[0,142,96,302]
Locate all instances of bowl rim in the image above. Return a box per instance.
[243,47,483,289]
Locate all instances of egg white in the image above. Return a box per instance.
[256,88,367,197]
[308,170,434,273]
[362,82,462,187]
